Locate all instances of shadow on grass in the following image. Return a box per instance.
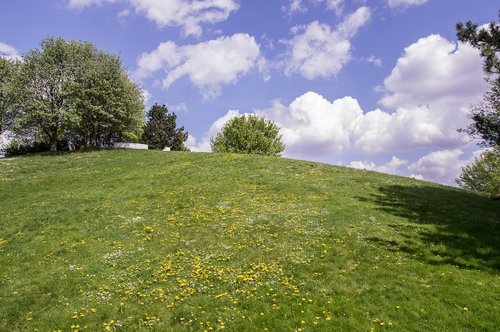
[358,185,500,272]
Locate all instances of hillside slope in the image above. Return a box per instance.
[0,150,499,331]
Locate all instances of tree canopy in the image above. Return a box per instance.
[457,147,500,198]
[456,13,500,148]
[142,104,188,151]
[6,37,144,151]
[211,115,284,156]
[0,57,19,132]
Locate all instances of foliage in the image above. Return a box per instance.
[456,14,500,76]
[0,57,20,133]
[457,146,500,197]
[69,46,144,147]
[9,38,80,151]
[5,140,51,157]
[142,104,188,151]
[211,115,284,156]
[7,37,144,151]
[0,150,498,330]
[456,14,500,147]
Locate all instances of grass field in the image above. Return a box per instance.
[0,149,499,331]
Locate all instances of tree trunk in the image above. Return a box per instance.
[49,131,58,151]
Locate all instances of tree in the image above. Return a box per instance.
[211,115,284,156]
[10,38,80,151]
[456,13,500,147]
[456,147,500,199]
[8,37,144,151]
[69,46,144,147]
[0,57,19,132]
[142,104,188,151]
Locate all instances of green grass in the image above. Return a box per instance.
[0,149,499,331]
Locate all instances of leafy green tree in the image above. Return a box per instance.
[457,146,500,198]
[211,115,284,156]
[9,37,144,151]
[70,46,144,147]
[456,14,500,147]
[0,57,19,132]
[10,38,80,151]
[142,104,188,151]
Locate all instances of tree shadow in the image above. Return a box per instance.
[358,185,500,272]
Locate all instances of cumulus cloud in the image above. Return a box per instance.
[408,149,469,185]
[255,91,471,158]
[349,156,408,175]
[257,92,362,156]
[283,6,371,79]
[68,0,239,36]
[136,34,262,100]
[387,0,429,8]
[0,42,21,60]
[380,34,486,109]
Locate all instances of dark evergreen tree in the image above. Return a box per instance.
[142,104,188,151]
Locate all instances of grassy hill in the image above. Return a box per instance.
[0,150,499,331]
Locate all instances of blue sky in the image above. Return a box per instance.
[0,0,498,185]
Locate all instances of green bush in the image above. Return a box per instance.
[457,146,500,198]
[210,115,285,156]
[5,139,69,157]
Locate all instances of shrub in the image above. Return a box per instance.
[456,146,500,198]
[210,115,285,156]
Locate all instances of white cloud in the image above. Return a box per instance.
[283,6,371,79]
[408,149,469,185]
[256,91,470,159]
[282,0,307,16]
[349,156,408,175]
[168,102,189,113]
[283,0,344,16]
[324,0,344,15]
[196,33,486,158]
[0,42,21,60]
[68,0,239,37]
[366,55,382,66]
[68,0,117,8]
[137,33,262,100]
[257,92,362,157]
[387,0,429,8]
[351,104,470,154]
[380,34,486,109]
[117,9,130,18]
[140,87,152,106]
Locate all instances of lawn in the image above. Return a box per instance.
[0,150,499,331]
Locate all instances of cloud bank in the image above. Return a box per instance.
[188,34,486,185]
